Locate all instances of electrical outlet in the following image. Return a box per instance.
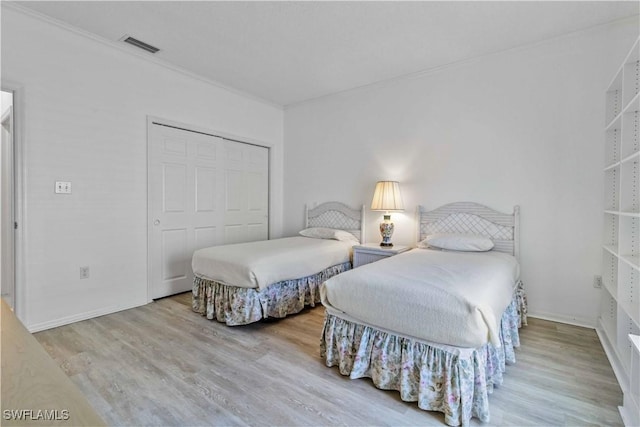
[80,266,90,279]
[593,275,602,288]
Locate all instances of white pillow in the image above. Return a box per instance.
[332,229,360,242]
[299,227,358,242]
[419,233,494,252]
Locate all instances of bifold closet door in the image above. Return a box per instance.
[149,123,269,299]
[222,140,269,244]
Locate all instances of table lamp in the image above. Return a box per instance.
[370,181,404,247]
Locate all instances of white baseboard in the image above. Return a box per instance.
[527,311,596,329]
[27,299,148,333]
[619,396,640,427]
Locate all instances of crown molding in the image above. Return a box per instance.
[285,14,640,110]
[2,2,284,111]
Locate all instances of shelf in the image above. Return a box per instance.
[623,92,640,115]
[603,244,618,256]
[604,162,620,172]
[618,310,640,351]
[619,163,638,215]
[621,254,640,271]
[603,276,618,300]
[618,216,639,273]
[607,210,640,218]
[618,310,639,374]
[620,298,640,324]
[606,115,622,165]
[606,70,624,126]
[621,150,640,165]
[606,111,623,131]
[619,303,639,329]
[602,276,618,304]
[608,63,624,91]
[621,106,639,159]
[617,262,639,326]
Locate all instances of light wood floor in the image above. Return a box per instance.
[34,293,623,426]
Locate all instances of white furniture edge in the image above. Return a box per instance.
[352,243,411,268]
[416,202,520,260]
[354,243,410,251]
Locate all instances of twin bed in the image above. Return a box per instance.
[190,201,526,426]
[191,202,365,325]
[321,202,526,426]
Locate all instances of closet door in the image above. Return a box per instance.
[223,141,269,244]
[148,123,269,299]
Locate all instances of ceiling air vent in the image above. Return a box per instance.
[121,35,160,54]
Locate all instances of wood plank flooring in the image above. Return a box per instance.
[34,293,623,426]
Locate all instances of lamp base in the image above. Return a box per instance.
[379,215,394,247]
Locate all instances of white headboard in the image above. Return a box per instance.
[305,202,365,243]
[416,202,520,259]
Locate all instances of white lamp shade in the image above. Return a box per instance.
[371,181,404,211]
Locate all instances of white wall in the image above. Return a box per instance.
[1,7,284,331]
[284,19,639,327]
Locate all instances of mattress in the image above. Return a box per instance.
[192,236,354,290]
[321,248,520,348]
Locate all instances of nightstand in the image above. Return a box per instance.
[353,243,411,268]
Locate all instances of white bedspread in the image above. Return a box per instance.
[321,248,519,348]
[192,236,354,290]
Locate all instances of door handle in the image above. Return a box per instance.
[154,219,160,226]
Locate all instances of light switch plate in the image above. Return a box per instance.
[79,266,90,279]
[55,181,72,194]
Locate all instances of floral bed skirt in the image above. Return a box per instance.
[192,261,351,325]
[321,281,527,426]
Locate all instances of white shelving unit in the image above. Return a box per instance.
[600,36,640,427]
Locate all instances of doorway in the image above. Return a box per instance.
[1,90,15,310]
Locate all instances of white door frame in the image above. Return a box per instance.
[1,82,26,320]
[1,105,14,309]
[146,116,273,303]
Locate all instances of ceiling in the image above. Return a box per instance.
[13,1,640,106]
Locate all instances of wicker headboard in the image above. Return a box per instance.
[416,202,520,259]
[305,202,365,243]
